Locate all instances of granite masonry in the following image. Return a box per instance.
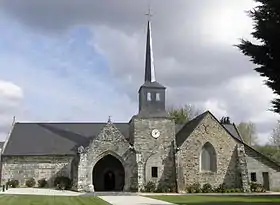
[1,20,280,192]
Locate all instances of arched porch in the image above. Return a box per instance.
[92,154,125,191]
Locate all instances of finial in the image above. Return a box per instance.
[145,0,153,21]
[108,115,112,123]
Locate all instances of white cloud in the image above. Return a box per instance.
[0,80,23,140]
[0,80,23,101]
[203,99,228,118]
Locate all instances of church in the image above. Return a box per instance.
[1,19,280,193]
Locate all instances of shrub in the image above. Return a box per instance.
[214,183,226,193]
[156,183,176,193]
[38,178,48,188]
[54,176,72,190]
[201,183,212,193]
[7,179,19,188]
[143,181,156,192]
[25,178,36,187]
[250,182,266,192]
[186,183,201,193]
[234,188,242,193]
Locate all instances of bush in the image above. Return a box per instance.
[54,176,72,190]
[250,182,266,192]
[186,183,201,193]
[201,183,213,193]
[214,183,226,193]
[7,179,19,188]
[156,183,176,193]
[234,188,243,193]
[143,181,156,192]
[38,178,48,188]
[25,178,36,187]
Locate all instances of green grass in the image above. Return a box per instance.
[0,195,110,205]
[149,195,280,205]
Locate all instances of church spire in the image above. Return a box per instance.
[144,8,156,82]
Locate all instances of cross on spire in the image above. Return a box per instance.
[145,1,153,21]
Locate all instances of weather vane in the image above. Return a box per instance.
[145,0,153,21]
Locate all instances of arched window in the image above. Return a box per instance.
[200,142,217,172]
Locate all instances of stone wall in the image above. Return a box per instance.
[132,117,176,191]
[77,122,137,192]
[176,113,240,192]
[1,155,73,187]
[245,146,280,190]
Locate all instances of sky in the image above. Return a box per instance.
[0,0,279,144]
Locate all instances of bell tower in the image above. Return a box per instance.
[138,16,168,118]
[130,8,176,192]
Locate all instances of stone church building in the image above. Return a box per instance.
[1,20,280,192]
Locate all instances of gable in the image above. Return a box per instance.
[175,111,209,147]
[2,122,129,156]
[93,122,130,143]
[175,110,280,168]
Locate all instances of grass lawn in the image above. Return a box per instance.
[0,195,110,205]
[149,195,280,205]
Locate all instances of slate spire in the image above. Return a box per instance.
[144,12,156,82]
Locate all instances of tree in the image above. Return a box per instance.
[237,0,280,113]
[237,122,258,146]
[255,144,280,163]
[270,120,280,149]
[167,104,201,124]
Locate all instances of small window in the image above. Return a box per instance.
[156,93,160,101]
[147,92,151,101]
[251,172,257,182]
[151,167,158,178]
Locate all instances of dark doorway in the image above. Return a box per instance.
[92,154,125,192]
[104,171,115,191]
[262,172,270,191]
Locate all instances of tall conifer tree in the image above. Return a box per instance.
[237,0,280,113]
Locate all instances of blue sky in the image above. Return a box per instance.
[0,11,137,140]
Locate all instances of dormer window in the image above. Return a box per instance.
[156,93,160,101]
[147,92,152,101]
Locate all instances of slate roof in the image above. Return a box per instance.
[175,111,208,147]
[2,122,129,156]
[140,81,165,89]
[0,141,4,149]
[175,111,280,168]
[175,111,248,147]
[3,110,279,170]
[222,123,244,142]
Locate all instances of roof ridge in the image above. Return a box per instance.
[15,122,129,124]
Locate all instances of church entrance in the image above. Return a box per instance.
[92,154,125,191]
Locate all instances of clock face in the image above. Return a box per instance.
[151,129,160,138]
